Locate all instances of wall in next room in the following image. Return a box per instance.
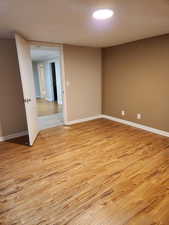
[63,45,102,122]
[32,62,41,98]
[0,39,27,137]
[102,34,169,132]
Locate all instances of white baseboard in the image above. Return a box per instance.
[1,115,168,142]
[102,114,169,138]
[0,130,28,142]
[65,115,102,125]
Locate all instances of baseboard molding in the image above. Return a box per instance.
[102,114,169,138]
[0,130,28,142]
[65,115,102,125]
[1,115,168,142]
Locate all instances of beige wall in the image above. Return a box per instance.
[0,41,102,137]
[63,45,102,121]
[0,39,27,137]
[1,36,169,137]
[102,34,169,132]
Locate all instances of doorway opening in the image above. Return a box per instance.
[30,45,64,130]
[51,62,58,101]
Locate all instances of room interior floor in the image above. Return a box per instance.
[36,98,62,117]
[0,119,169,225]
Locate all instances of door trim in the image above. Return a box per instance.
[30,42,68,125]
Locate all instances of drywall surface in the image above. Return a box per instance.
[0,39,27,137]
[32,62,41,98]
[63,45,102,121]
[102,34,169,132]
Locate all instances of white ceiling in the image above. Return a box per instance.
[31,46,60,62]
[0,0,169,47]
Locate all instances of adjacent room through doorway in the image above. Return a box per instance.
[30,45,64,130]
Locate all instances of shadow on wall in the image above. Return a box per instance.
[5,135,30,146]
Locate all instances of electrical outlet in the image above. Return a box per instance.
[137,113,141,120]
[121,110,125,116]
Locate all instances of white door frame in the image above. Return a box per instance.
[30,43,68,125]
[60,45,68,124]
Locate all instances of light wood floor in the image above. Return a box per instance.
[36,98,62,117]
[0,119,169,225]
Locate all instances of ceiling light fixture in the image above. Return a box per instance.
[93,9,114,20]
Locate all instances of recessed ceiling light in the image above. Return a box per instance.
[93,9,114,20]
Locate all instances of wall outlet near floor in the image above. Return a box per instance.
[137,113,142,120]
[121,110,125,116]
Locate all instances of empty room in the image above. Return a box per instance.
[0,1,169,225]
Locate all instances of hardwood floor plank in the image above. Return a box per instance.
[0,119,169,225]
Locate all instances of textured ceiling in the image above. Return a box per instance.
[0,0,169,47]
